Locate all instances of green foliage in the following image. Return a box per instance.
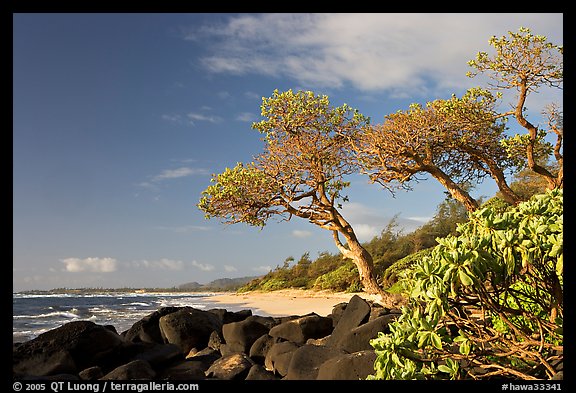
[260,278,289,291]
[479,196,511,213]
[500,130,553,170]
[198,162,279,227]
[368,189,563,380]
[382,248,434,289]
[467,27,563,91]
[313,262,360,292]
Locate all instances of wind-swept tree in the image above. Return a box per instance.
[351,27,562,213]
[351,88,521,213]
[198,90,398,304]
[467,27,563,190]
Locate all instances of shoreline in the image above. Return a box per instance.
[207,289,384,317]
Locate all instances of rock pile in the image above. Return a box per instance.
[13,295,401,381]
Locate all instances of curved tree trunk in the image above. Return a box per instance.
[331,228,400,308]
[425,165,480,212]
[483,156,523,205]
[515,83,561,190]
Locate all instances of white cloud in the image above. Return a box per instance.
[187,112,223,125]
[187,13,562,96]
[161,114,183,124]
[61,257,117,273]
[351,224,381,242]
[155,225,212,233]
[152,167,209,182]
[136,165,209,194]
[244,91,262,100]
[128,258,214,271]
[191,260,215,271]
[292,230,313,238]
[235,112,258,122]
[224,265,238,272]
[131,258,185,270]
[217,91,231,100]
[406,216,432,223]
[252,265,272,273]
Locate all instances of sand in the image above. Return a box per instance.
[207,289,384,317]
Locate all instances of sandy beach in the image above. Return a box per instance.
[207,289,384,317]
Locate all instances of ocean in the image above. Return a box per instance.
[12,291,236,343]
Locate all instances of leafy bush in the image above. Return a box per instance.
[369,189,563,380]
[382,248,434,287]
[260,278,289,291]
[313,262,360,292]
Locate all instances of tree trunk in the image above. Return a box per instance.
[426,166,479,212]
[332,229,400,308]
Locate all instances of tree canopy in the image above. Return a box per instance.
[351,88,520,212]
[199,90,396,300]
[467,27,563,189]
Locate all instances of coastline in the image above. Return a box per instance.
[207,289,384,317]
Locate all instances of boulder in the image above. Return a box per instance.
[330,302,348,327]
[78,366,103,380]
[334,314,398,353]
[246,315,280,330]
[283,344,347,380]
[123,307,181,344]
[249,334,282,364]
[159,308,222,354]
[205,353,254,380]
[221,318,270,355]
[101,359,156,380]
[160,349,221,379]
[264,341,300,377]
[268,313,333,345]
[325,295,370,346]
[208,308,252,325]
[245,364,280,380]
[159,360,208,380]
[316,350,377,380]
[13,321,125,377]
[132,342,183,367]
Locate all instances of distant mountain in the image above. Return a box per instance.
[177,281,203,290]
[178,276,259,292]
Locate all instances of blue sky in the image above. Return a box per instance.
[13,13,563,291]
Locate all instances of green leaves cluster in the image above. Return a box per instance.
[500,130,554,169]
[466,26,563,91]
[198,162,280,227]
[369,188,563,380]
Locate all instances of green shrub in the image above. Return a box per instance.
[382,248,434,288]
[260,278,289,291]
[313,263,360,292]
[369,189,563,380]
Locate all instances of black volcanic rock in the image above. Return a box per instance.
[159,308,222,354]
[316,350,378,380]
[221,318,270,355]
[13,320,125,377]
[268,313,333,345]
[123,306,182,344]
[284,344,347,380]
[13,295,405,381]
[205,353,254,380]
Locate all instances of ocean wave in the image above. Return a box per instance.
[13,292,219,343]
[122,302,151,307]
[156,297,207,308]
[13,293,75,299]
[13,311,80,319]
